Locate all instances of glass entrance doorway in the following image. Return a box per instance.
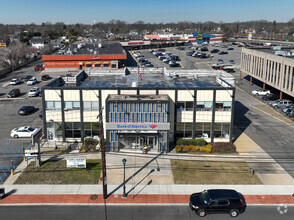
[118,133,158,150]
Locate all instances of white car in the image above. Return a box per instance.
[28,87,40,97]
[10,126,37,138]
[27,77,37,85]
[10,78,21,85]
[252,89,270,96]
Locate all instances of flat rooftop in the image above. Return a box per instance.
[250,47,294,59]
[53,41,126,56]
[45,69,234,89]
[108,94,169,102]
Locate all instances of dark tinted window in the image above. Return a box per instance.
[218,200,229,206]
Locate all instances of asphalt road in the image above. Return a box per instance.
[0,205,292,220]
[0,59,44,183]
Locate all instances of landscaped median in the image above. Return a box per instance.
[15,159,101,184]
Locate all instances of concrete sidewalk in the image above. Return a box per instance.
[0,184,293,205]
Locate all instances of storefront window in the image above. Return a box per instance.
[176,122,193,138]
[84,122,100,137]
[195,123,211,138]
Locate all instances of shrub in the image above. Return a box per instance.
[192,146,199,151]
[84,138,99,147]
[206,148,212,153]
[206,144,213,150]
[183,145,191,151]
[175,145,182,152]
[80,146,88,153]
[176,138,206,146]
[213,142,236,153]
[199,147,207,152]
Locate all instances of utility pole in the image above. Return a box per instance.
[99,107,107,199]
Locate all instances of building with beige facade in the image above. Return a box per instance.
[240,47,294,99]
[42,68,235,152]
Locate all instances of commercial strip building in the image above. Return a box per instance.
[240,47,294,99]
[144,33,224,45]
[42,41,127,71]
[42,68,235,152]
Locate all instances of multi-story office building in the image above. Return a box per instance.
[240,47,294,99]
[42,69,235,152]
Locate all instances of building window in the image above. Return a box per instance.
[46,101,61,110]
[84,122,100,137]
[214,123,230,139]
[86,63,92,67]
[195,123,211,139]
[84,101,99,111]
[104,63,109,67]
[176,122,193,138]
[65,122,81,138]
[95,63,101,67]
[65,101,80,110]
[196,102,212,111]
[111,64,116,68]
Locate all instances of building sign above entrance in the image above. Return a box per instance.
[106,123,170,130]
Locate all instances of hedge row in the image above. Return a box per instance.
[175,144,212,153]
[176,138,206,146]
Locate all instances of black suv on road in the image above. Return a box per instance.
[189,189,244,217]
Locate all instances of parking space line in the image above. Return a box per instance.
[4,147,13,157]
[0,148,7,157]
[0,167,7,177]
[9,146,18,156]
[6,166,11,173]
[0,176,3,182]
[15,146,23,156]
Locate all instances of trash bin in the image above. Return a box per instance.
[0,188,5,200]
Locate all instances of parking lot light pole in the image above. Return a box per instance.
[122,158,127,198]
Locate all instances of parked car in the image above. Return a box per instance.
[281,105,293,113]
[262,93,279,101]
[227,47,234,50]
[7,89,20,98]
[10,78,21,85]
[163,58,171,64]
[218,51,228,55]
[270,99,292,109]
[210,49,219,53]
[22,75,32,82]
[217,59,224,64]
[286,109,294,117]
[199,54,209,59]
[27,77,37,85]
[34,64,44,71]
[10,126,38,138]
[177,47,185,50]
[18,106,35,115]
[142,63,153,67]
[251,89,270,96]
[169,62,180,67]
[171,55,180,61]
[229,60,235,64]
[200,47,208,51]
[149,49,155,53]
[41,75,50,81]
[28,87,40,97]
[189,189,244,217]
[186,51,195,56]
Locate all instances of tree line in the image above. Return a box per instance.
[1,19,294,43]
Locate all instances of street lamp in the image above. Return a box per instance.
[122,158,127,198]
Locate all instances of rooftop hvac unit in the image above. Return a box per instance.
[98,43,102,48]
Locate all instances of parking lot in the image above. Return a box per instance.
[0,60,44,183]
[131,44,242,71]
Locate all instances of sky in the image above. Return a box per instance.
[0,0,293,24]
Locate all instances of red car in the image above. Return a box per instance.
[34,64,45,71]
